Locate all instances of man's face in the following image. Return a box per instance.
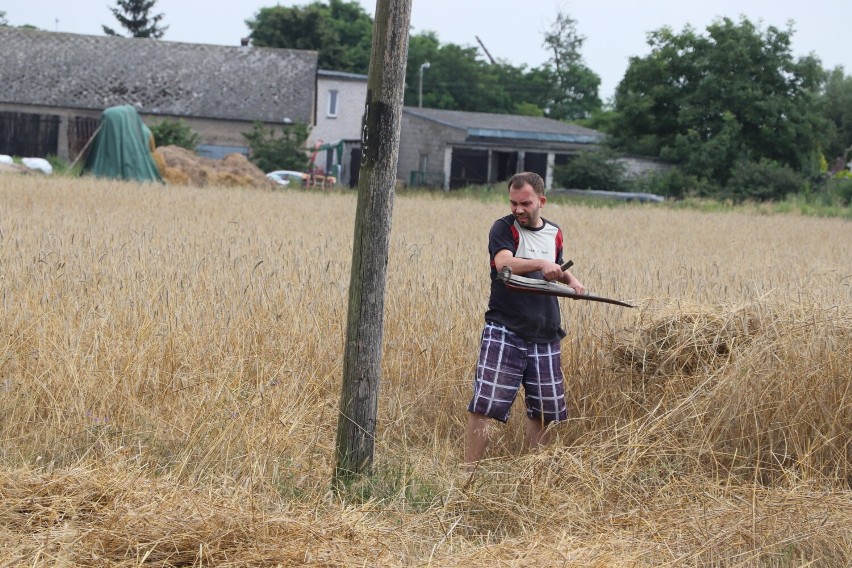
[509,183,545,228]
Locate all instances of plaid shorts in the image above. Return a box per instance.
[467,322,567,423]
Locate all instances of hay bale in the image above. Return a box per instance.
[151,148,168,178]
[156,145,274,188]
[162,166,190,185]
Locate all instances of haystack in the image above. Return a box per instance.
[155,146,274,188]
[611,302,765,377]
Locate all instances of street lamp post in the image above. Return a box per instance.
[418,61,430,108]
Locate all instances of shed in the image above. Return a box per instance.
[397,108,604,190]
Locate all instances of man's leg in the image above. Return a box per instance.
[522,340,565,453]
[464,412,492,470]
[523,416,552,452]
[466,324,524,471]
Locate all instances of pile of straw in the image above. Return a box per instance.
[154,145,274,188]
[0,465,395,567]
[610,302,766,377]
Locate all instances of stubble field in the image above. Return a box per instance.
[1,174,851,566]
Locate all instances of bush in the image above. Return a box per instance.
[150,119,200,150]
[242,121,310,174]
[826,176,852,206]
[724,160,807,202]
[553,148,632,192]
[634,167,716,199]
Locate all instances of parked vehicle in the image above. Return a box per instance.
[266,170,309,187]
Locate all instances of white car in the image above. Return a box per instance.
[266,170,308,187]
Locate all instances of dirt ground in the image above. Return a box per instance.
[0,162,38,175]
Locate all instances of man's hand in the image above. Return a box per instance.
[564,271,585,295]
[540,261,565,282]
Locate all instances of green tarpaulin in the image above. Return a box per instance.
[82,105,163,183]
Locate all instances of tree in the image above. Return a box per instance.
[404,32,517,113]
[246,1,599,119]
[103,0,168,39]
[611,17,827,189]
[530,10,602,120]
[247,0,373,74]
[820,66,852,167]
[405,11,601,118]
[241,122,310,173]
[0,11,8,26]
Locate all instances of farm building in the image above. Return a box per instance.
[397,108,605,191]
[309,69,611,190]
[0,27,317,162]
[309,70,369,188]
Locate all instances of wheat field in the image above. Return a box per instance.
[1,174,851,566]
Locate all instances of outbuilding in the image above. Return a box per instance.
[397,108,605,190]
[0,27,317,162]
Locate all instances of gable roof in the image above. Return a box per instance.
[0,28,317,125]
[402,107,604,144]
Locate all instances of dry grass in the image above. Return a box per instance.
[1,174,850,566]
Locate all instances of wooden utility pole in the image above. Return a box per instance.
[333,0,412,487]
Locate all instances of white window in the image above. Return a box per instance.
[327,89,339,117]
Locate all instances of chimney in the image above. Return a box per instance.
[240,37,251,47]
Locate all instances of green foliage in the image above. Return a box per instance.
[576,108,618,134]
[634,167,715,199]
[774,191,852,219]
[553,148,631,191]
[333,459,438,510]
[103,0,167,38]
[533,10,602,120]
[820,66,852,165]
[724,159,807,202]
[0,10,7,26]
[241,121,310,174]
[514,102,545,117]
[406,34,520,113]
[611,17,827,190]
[825,176,852,206]
[44,155,76,176]
[248,2,600,118]
[149,119,200,150]
[247,0,372,74]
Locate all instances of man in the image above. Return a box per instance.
[464,171,585,469]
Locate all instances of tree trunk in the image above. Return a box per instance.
[333,0,412,488]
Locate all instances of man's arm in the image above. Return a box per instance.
[558,269,585,295]
[494,249,586,295]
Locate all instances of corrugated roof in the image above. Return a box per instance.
[403,107,604,144]
[0,28,317,124]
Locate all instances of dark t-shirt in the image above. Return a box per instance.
[484,214,567,343]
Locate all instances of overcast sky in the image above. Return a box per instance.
[6,0,850,102]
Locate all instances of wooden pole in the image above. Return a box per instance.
[333,0,412,487]
[66,125,102,174]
